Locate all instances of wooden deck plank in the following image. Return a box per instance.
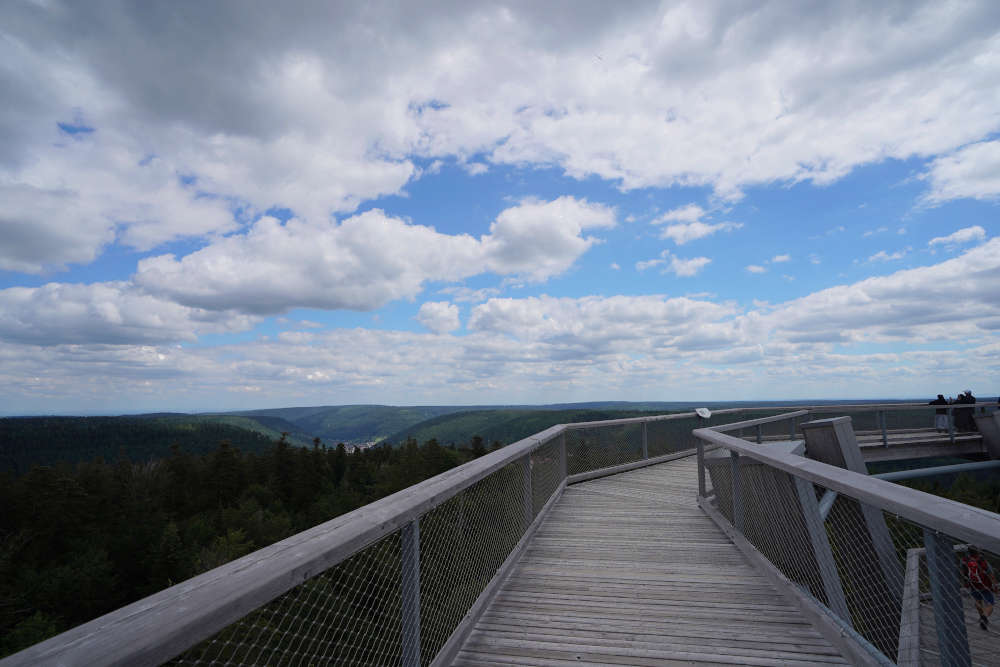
[454,457,850,665]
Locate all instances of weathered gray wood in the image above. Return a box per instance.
[430,479,566,667]
[923,530,971,667]
[730,450,744,531]
[565,448,697,485]
[974,412,1000,459]
[698,495,892,667]
[801,419,902,657]
[401,520,421,667]
[794,475,851,622]
[692,426,1000,555]
[897,547,923,667]
[456,458,851,666]
[0,424,572,667]
[712,410,811,433]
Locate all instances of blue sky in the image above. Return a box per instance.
[1,1,999,414]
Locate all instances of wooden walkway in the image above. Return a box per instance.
[854,428,985,462]
[454,457,849,666]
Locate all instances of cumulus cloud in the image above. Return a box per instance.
[468,295,736,348]
[654,204,705,224]
[771,254,791,263]
[2,241,999,412]
[668,255,712,276]
[134,196,613,314]
[0,282,256,345]
[479,196,615,281]
[746,265,767,273]
[416,301,460,333]
[659,221,743,245]
[636,250,711,276]
[928,225,987,247]
[764,237,1000,344]
[1,0,997,279]
[868,249,907,262]
[924,141,1000,203]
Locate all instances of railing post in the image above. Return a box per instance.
[789,416,796,441]
[793,476,851,622]
[730,451,743,532]
[522,453,533,528]
[697,438,706,497]
[559,431,567,481]
[400,520,421,667]
[922,530,971,667]
[948,406,955,444]
[755,424,762,444]
[879,410,888,447]
[641,420,649,459]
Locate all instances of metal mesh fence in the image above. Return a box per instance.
[564,422,642,475]
[531,436,563,518]
[419,458,529,664]
[706,441,1000,666]
[646,415,701,456]
[171,442,573,667]
[172,530,405,666]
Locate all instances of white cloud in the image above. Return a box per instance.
[771,254,791,263]
[416,301,460,333]
[764,237,1000,344]
[134,196,612,314]
[636,258,665,272]
[924,141,1000,203]
[1,0,996,279]
[654,204,706,224]
[462,161,489,176]
[2,241,999,412]
[0,282,255,345]
[658,221,743,245]
[637,251,711,276]
[928,225,987,247]
[668,255,712,277]
[610,262,621,270]
[746,264,767,273]
[438,285,501,303]
[479,196,616,281]
[863,227,888,237]
[868,249,907,262]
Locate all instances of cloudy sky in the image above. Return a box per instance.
[2,1,999,414]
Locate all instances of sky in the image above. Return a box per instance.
[1,0,999,415]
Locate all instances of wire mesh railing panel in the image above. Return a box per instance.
[823,492,905,660]
[704,450,734,524]
[531,437,563,518]
[881,512,1000,666]
[646,416,700,457]
[564,423,642,475]
[171,530,404,666]
[418,460,527,665]
[737,462,832,606]
[883,407,938,432]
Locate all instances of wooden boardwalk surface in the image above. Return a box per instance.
[454,456,849,666]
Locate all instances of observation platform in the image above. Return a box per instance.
[5,404,998,667]
[455,457,850,666]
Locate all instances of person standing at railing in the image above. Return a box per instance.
[961,547,998,631]
[929,394,949,432]
[955,390,978,432]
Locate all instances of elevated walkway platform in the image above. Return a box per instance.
[455,457,849,666]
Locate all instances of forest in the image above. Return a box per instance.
[0,434,498,658]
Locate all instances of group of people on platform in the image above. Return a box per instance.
[928,390,981,433]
